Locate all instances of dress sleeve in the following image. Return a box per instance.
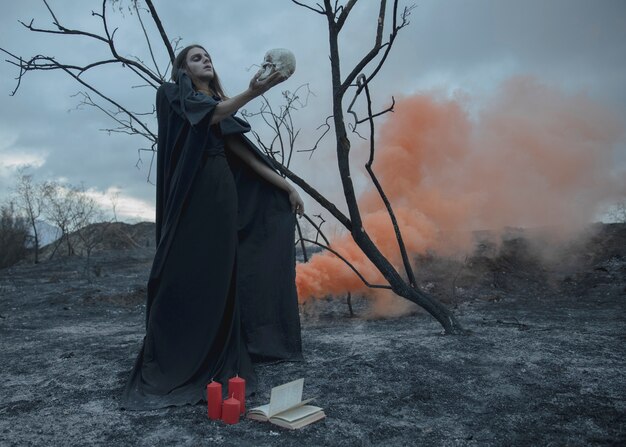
[219,115,253,135]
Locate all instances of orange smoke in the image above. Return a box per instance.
[296,75,624,303]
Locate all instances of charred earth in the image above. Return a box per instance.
[0,223,624,446]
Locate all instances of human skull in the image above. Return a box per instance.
[257,48,296,81]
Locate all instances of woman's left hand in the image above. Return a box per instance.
[288,189,305,217]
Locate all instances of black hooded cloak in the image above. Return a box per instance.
[120,72,302,410]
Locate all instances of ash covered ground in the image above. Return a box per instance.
[0,223,624,446]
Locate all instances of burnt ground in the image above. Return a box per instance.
[0,223,624,446]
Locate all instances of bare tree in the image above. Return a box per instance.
[41,181,76,258]
[109,190,120,223]
[14,170,45,263]
[69,184,106,274]
[40,180,108,264]
[13,172,111,269]
[0,202,29,269]
[1,0,464,333]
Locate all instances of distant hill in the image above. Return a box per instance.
[40,221,156,259]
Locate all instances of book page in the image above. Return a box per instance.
[267,378,304,417]
[270,405,323,423]
[247,403,270,419]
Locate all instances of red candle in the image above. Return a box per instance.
[206,381,222,420]
[228,376,246,414]
[221,396,240,424]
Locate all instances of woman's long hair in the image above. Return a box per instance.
[170,45,228,99]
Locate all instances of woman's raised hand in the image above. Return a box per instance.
[211,70,286,124]
[249,70,286,96]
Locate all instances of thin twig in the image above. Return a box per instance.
[133,2,163,79]
[291,0,327,15]
[303,213,330,246]
[296,219,309,262]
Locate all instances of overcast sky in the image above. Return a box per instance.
[1,0,625,224]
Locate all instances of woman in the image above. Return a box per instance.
[121,45,305,410]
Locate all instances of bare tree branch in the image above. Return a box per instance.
[336,0,358,30]
[355,97,394,124]
[242,84,318,166]
[273,162,352,232]
[133,2,164,79]
[341,3,411,134]
[72,91,157,143]
[52,58,157,140]
[136,147,157,184]
[365,3,413,83]
[144,0,176,67]
[96,1,162,84]
[295,219,309,262]
[346,80,395,134]
[296,114,334,159]
[360,74,417,287]
[291,0,327,15]
[339,1,413,100]
[296,212,331,247]
[301,238,392,290]
[338,0,387,95]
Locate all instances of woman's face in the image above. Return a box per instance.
[185,47,214,82]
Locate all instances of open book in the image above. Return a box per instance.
[247,378,325,429]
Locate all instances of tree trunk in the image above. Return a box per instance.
[395,282,465,334]
[324,4,464,334]
[31,219,39,264]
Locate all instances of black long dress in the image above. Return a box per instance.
[120,72,302,410]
